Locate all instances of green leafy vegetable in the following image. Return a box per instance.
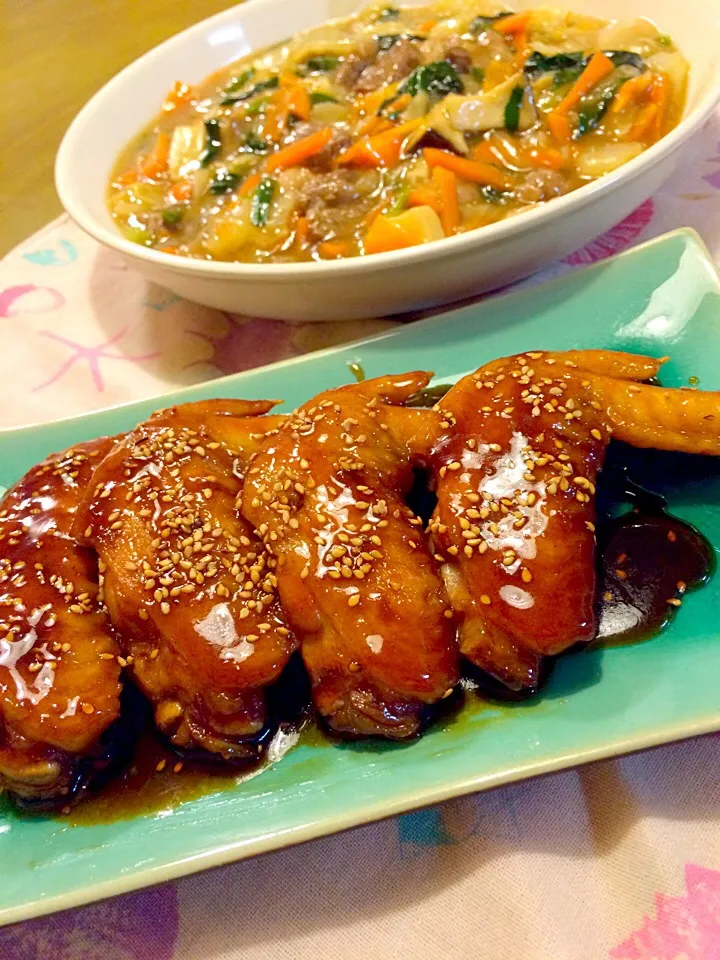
[220,76,279,106]
[402,61,464,98]
[251,176,276,226]
[504,84,524,132]
[479,184,512,204]
[378,6,400,20]
[304,56,340,73]
[469,12,512,34]
[524,49,646,84]
[574,85,617,137]
[309,91,338,105]
[524,51,586,81]
[246,96,270,116]
[210,170,241,194]
[161,207,184,226]
[405,383,453,407]
[375,33,425,51]
[388,184,411,215]
[200,119,222,167]
[657,34,672,47]
[245,132,270,153]
[222,69,254,96]
[470,66,486,84]
[606,51,646,71]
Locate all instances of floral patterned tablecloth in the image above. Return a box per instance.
[1,109,720,959]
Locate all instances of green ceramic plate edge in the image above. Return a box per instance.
[2,228,720,925]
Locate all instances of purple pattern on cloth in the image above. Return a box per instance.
[209,316,298,374]
[0,884,179,959]
[703,168,720,190]
[563,199,655,266]
[0,285,65,318]
[33,327,161,393]
[610,864,720,960]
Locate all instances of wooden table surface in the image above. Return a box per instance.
[0,0,238,257]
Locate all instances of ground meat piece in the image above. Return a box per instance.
[305,133,352,173]
[514,169,570,204]
[301,170,380,239]
[421,34,473,74]
[443,45,473,74]
[337,55,371,89]
[275,124,352,174]
[355,38,422,92]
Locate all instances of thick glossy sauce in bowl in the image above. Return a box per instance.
[108,2,688,263]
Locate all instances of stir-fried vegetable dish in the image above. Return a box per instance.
[108,1,688,262]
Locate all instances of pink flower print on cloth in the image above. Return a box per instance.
[611,864,720,960]
[0,885,179,960]
[564,199,655,266]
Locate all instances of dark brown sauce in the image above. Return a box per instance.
[55,448,716,823]
[66,721,310,825]
[594,481,713,647]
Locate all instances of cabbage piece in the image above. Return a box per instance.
[527,7,603,53]
[646,51,689,104]
[598,18,660,56]
[426,101,470,154]
[444,74,536,132]
[576,141,644,178]
[168,123,206,179]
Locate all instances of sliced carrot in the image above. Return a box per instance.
[418,18,437,32]
[160,244,180,254]
[170,179,193,202]
[649,72,671,138]
[318,239,351,258]
[357,84,399,118]
[239,172,263,196]
[386,92,412,115]
[554,50,615,116]
[547,111,572,143]
[432,166,459,236]
[337,118,426,168]
[162,81,194,112]
[285,83,312,122]
[423,148,511,189]
[358,114,394,137]
[266,127,334,172]
[628,102,660,141]
[525,146,565,169]
[494,12,530,34]
[263,98,283,141]
[294,216,310,248]
[362,202,388,228]
[408,186,441,213]
[140,132,170,179]
[363,208,443,254]
[363,216,414,254]
[612,71,654,114]
[114,168,139,186]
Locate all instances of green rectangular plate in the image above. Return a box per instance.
[2,228,720,925]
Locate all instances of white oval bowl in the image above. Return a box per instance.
[56,0,720,322]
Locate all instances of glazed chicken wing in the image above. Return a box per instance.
[0,439,129,809]
[430,350,720,693]
[243,374,459,739]
[78,400,298,763]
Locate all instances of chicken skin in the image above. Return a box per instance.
[78,400,298,763]
[243,373,459,739]
[430,350,720,693]
[0,439,127,808]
